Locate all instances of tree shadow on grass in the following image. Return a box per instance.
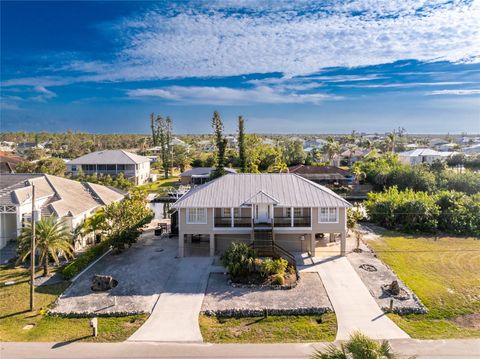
[0,309,30,320]
[51,335,92,349]
[246,317,266,326]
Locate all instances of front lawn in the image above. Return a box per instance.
[199,313,337,343]
[367,231,480,339]
[135,176,179,194]
[0,266,146,342]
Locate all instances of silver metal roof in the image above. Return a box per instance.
[67,150,150,165]
[173,173,351,208]
[180,167,236,177]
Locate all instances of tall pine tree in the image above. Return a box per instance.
[238,116,247,173]
[211,111,227,178]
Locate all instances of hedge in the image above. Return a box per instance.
[62,238,113,279]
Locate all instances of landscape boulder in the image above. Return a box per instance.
[91,275,118,292]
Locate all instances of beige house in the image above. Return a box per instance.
[0,174,124,251]
[173,173,351,258]
[67,150,151,185]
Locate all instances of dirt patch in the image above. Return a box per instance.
[452,313,480,329]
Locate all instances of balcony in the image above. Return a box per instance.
[274,216,311,227]
[214,217,252,228]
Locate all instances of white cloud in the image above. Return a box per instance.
[427,89,480,95]
[127,85,337,105]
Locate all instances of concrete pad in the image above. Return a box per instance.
[128,257,212,342]
[300,256,410,340]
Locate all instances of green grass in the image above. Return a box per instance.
[0,266,147,342]
[135,176,180,194]
[367,231,480,339]
[199,313,337,343]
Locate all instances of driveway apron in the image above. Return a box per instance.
[301,256,410,340]
[128,257,212,342]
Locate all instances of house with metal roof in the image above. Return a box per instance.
[288,165,354,185]
[172,173,351,259]
[397,148,444,165]
[179,167,237,185]
[66,150,151,185]
[0,174,125,251]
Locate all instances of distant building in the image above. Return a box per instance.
[430,138,449,148]
[67,150,151,185]
[398,148,444,165]
[180,167,237,185]
[304,139,327,152]
[16,142,44,154]
[437,143,458,152]
[0,141,16,152]
[0,174,124,250]
[464,144,480,155]
[288,165,354,185]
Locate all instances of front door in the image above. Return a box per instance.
[255,204,270,223]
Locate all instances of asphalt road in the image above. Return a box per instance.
[1,339,479,359]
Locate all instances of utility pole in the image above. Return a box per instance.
[30,185,36,311]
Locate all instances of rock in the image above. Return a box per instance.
[388,280,400,295]
[91,275,118,292]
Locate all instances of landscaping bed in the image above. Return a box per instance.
[201,272,332,317]
[347,227,427,314]
[199,313,337,343]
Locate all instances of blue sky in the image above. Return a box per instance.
[1,0,479,134]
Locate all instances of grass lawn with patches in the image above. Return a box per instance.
[367,231,480,339]
[0,266,146,342]
[135,176,179,194]
[199,313,337,343]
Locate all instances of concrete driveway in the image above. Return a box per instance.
[51,232,179,315]
[128,256,212,342]
[300,256,410,340]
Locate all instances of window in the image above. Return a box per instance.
[319,208,338,223]
[222,208,240,217]
[71,165,77,171]
[187,208,207,224]
[294,208,302,217]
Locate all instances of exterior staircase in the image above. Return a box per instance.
[251,229,296,266]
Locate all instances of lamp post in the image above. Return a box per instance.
[30,185,36,311]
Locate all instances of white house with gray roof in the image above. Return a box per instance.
[0,174,124,250]
[67,150,150,185]
[172,173,351,259]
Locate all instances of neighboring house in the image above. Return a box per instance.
[0,152,26,174]
[437,143,458,152]
[148,137,190,154]
[225,135,238,148]
[16,142,44,154]
[0,174,124,250]
[288,165,354,185]
[172,173,351,258]
[179,167,237,185]
[304,138,327,152]
[66,150,151,185]
[339,149,364,164]
[0,141,16,152]
[464,144,480,155]
[197,140,216,152]
[398,148,443,165]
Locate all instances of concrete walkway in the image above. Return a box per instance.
[300,256,410,340]
[128,257,212,342]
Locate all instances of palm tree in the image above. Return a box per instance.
[82,209,106,242]
[311,331,409,359]
[17,216,74,276]
[323,138,340,165]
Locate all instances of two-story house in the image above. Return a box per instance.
[0,174,125,251]
[67,150,151,185]
[172,173,351,258]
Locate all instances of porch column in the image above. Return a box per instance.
[310,233,315,257]
[290,207,294,227]
[340,231,346,256]
[178,232,185,257]
[209,233,215,256]
[230,207,234,228]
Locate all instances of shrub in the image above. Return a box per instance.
[220,242,257,279]
[273,274,285,285]
[260,258,289,277]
